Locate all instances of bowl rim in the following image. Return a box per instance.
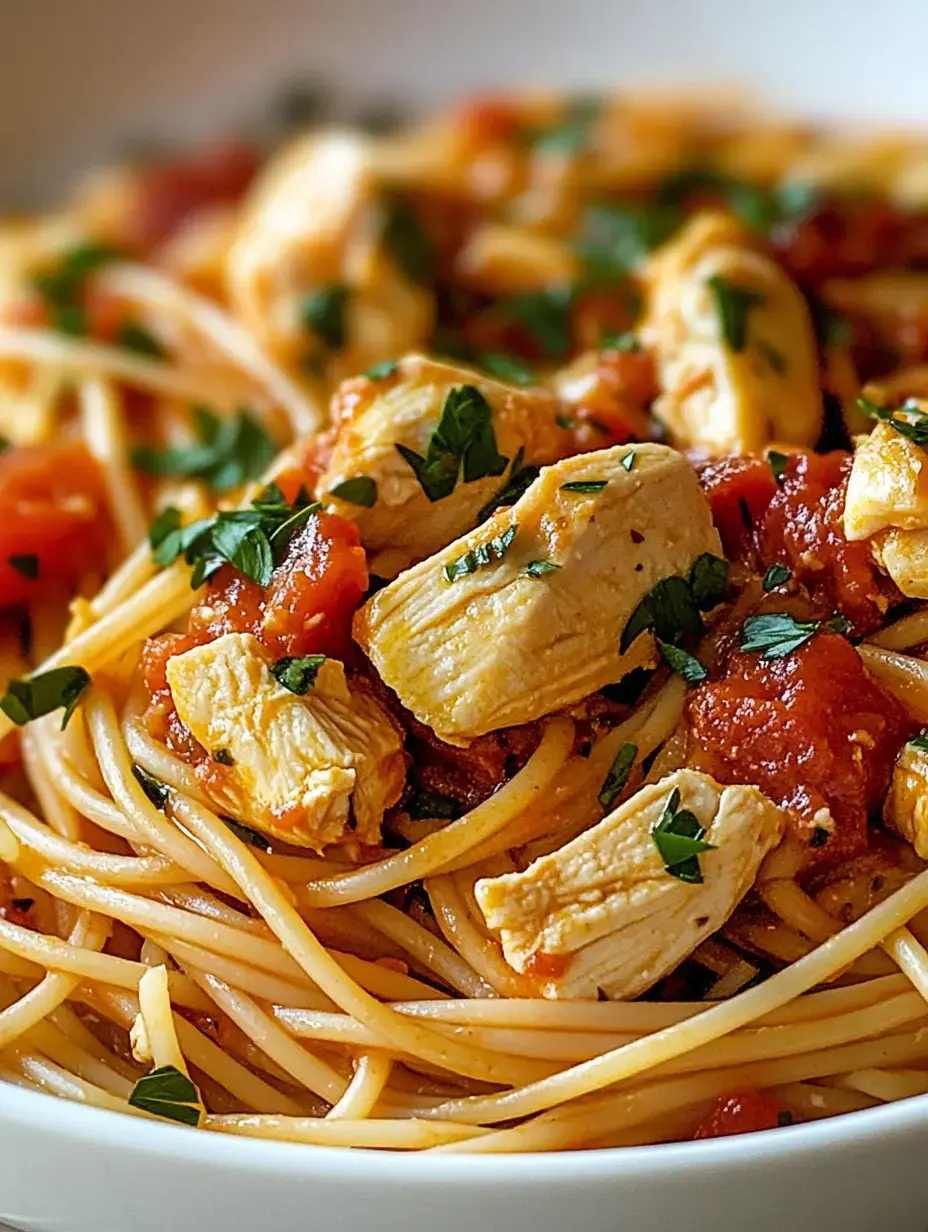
[4,1078,928,1181]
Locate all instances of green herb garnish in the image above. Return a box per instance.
[128,1064,201,1126]
[909,730,928,752]
[330,476,377,507]
[763,564,792,591]
[707,275,765,351]
[8,554,39,580]
[524,559,561,577]
[117,322,166,358]
[758,339,787,374]
[600,330,641,353]
[740,612,820,659]
[657,639,708,686]
[476,447,540,522]
[621,576,705,654]
[809,826,830,849]
[223,817,273,852]
[132,764,170,811]
[271,654,327,695]
[560,479,607,493]
[380,194,435,286]
[651,787,716,883]
[132,406,276,493]
[444,524,517,582]
[406,787,462,821]
[657,165,779,233]
[300,283,350,350]
[477,352,537,386]
[32,242,121,334]
[396,384,508,502]
[598,742,638,810]
[365,360,399,380]
[689,554,729,611]
[857,396,928,448]
[504,287,574,361]
[768,450,790,484]
[0,666,91,730]
[531,96,602,157]
[576,203,681,281]
[620,451,636,472]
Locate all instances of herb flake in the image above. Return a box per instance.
[444,524,517,582]
[707,275,765,351]
[740,612,820,659]
[271,654,327,695]
[763,564,792,592]
[128,1064,201,1126]
[598,742,638,810]
[524,558,561,577]
[0,666,91,730]
[651,787,716,883]
[396,385,508,502]
[657,639,708,686]
[132,407,276,493]
[329,476,377,507]
[8,554,39,580]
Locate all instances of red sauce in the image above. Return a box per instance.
[699,454,779,558]
[688,633,913,863]
[524,950,573,981]
[777,201,928,284]
[693,1090,789,1139]
[0,442,110,607]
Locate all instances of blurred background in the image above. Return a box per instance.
[1,0,926,205]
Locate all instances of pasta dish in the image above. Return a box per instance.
[5,90,928,1152]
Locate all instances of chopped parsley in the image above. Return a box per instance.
[300,283,350,350]
[0,665,91,730]
[476,447,540,522]
[576,202,681,281]
[561,479,607,494]
[657,639,708,686]
[132,764,170,811]
[707,275,765,351]
[598,742,638,810]
[763,564,792,591]
[651,787,716,884]
[8,554,39,580]
[31,241,121,334]
[740,612,820,659]
[531,96,602,157]
[223,817,273,852]
[128,1065,201,1127]
[621,576,704,654]
[600,330,641,353]
[477,352,537,387]
[444,524,517,582]
[758,339,787,374]
[826,613,853,637]
[364,360,399,380]
[504,287,574,361]
[909,730,928,752]
[117,321,166,359]
[620,451,636,472]
[396,384,508,502]
[132,406,276,493]
[857,395,928,448]
[329,476,377,507]
[689,554,729,611]
[212,748,235,766]
[524,558,561,577]
[270,654,327,695]
[657,165,780,233]
[380,194,435,286]
[768,450,790,484]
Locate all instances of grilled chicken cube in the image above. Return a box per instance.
[475,769,787,1000]
[844,417,928,597]
[226,132,432,381]
[165,632,405,851]
[885,741,928,859]
[641,212,821,453]
[354,443,723,743]
[319,354,566,576]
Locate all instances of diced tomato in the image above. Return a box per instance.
[699,455,779,558]
[693,1090,789,1139]
[121,142,258,253]
[0,443,110,607]
[759,452,897,635]
[688,633,914,863]
[262,512,368,660]
[777,201,928,284]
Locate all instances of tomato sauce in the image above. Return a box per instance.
[776,201,928,284]
[688,633,914,863]
[693,1090,789,1139]
[0,442,110,607]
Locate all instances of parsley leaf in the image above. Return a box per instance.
[504,287,574,361]
[365,360,399,380]
[476,447,540,522]
[8,554,39,580]
[524,558,561,577]
[32,242,121,326]
[117,321,165,358]
[128,1065,201,1126]
[689,554,729,611]
[132,764,170,811]
[132,407,276,493]
[380,194,435,286]
[651,787,716,883]
[657,165,779,233]
[561,480,607,494]
[707,275,765,351]
[1,666,91,730]
[223,817,273,852]
[768,450,790,484]
[477,352,537,386]
[857,396,928,447]
[621,575,705,654]
[657,639,708,685]
[147,506,182,552]
[909,730,928,752]
[809,825,830,849]
[740,612,820,659]
[598,742,638,810]
[271,654,327,694]
[763,564,792,591]
[576,203,681,280]
[396,385,508,502]
[444,524,517,582]
[329,476,377,507]
[300,284,350,350]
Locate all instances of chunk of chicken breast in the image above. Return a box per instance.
[354,443,723,744]
[476,769,786,1000]
[884,741,928,860]
[226,131,432,382]
[641,212,821,453]
[844,416,928,598]
[165,632,405,851]
[319,354,566,577]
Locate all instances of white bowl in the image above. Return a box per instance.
[2,2,928,1229]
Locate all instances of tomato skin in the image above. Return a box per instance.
[0,443,109,607]
[693,1090,788,1139]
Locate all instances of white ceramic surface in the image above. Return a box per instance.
[2,1,928,1229]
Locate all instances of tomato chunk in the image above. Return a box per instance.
[699,455,778,558]
[0,443,109,607]
[693,1090,789,1139]
[688,633,913,863]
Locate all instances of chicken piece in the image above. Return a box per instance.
[319,354,566,576]
[475,769,787,1000]
[226,131,432,382]
[454,224,580,295]
[844,416,928,598]
[641,212,821,453]
[884,741,928,859]
[354,443,723,744]
[165,632,405,851]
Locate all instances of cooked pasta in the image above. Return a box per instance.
[6,89,928,1152]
